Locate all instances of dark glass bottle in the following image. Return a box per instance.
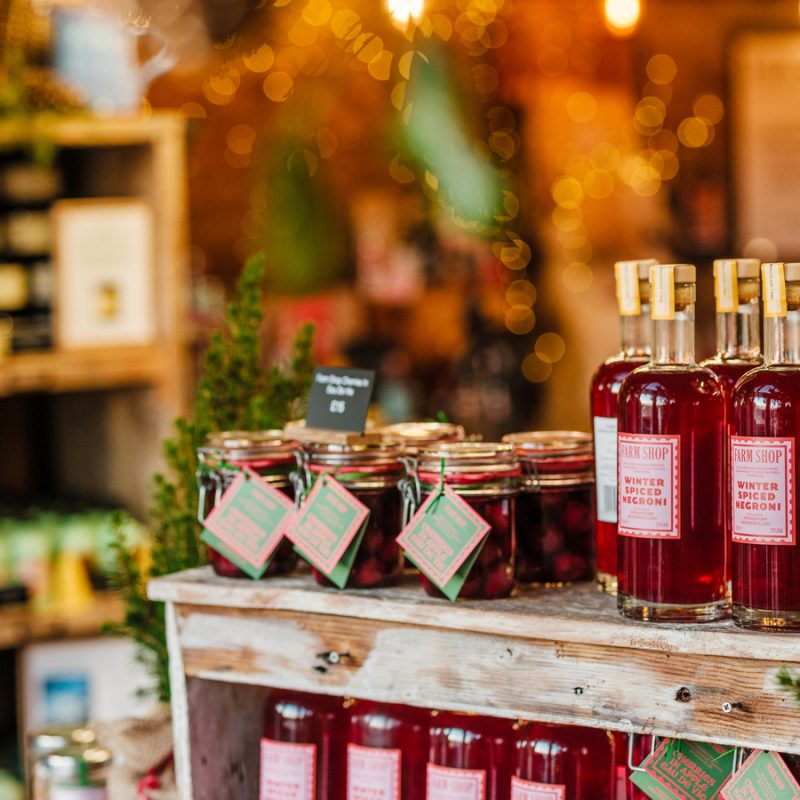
[732,262,800,630]
[617,264,727,622]
[590,260,655,593]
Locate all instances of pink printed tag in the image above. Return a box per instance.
[427,764,486,800]
[511,776,566,799]
[618,433,681,539]
[260,739,316,800]
[731,437,795,545]
[347,744,401,800]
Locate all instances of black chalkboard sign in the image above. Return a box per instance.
[305,367,376,433]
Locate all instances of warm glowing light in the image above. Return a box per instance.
[522,354,552,383]
[604,0,641,35]
[535,332,566,363]
[386,0,424,28]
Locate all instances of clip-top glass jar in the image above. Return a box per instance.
[304,439,406,589]
[414,442,519,599]
[40,746,111,800]
[197,431,299,579]
[503,432,595,586]
[380,422,466,454]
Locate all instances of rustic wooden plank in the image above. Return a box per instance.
[148,568,800,661]
[166,603,192,800]
[186,678,264,800]
[171,603,800,754]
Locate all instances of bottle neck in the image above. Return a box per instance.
[715,300,761,360]
[652,303,695,365]
[765,311,800,365]
[620,303,650,357]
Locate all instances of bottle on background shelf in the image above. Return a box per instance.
[427,711,515,800]
[513,721,616,799]
[347,700,430,800]
[732,262,800,631]
[590,259,656,594]
[617,264,727,622]
[260,690,347,800]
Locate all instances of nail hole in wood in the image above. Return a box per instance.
[573,687,584,695]
[675,687,692,703]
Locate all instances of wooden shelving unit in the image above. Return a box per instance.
[149,568,800,800]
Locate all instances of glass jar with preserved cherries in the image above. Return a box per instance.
[590,259,656,594]
[380,421,466,455]
[304,439,406,589]
[197,431,299,578]
[617,264,727,622]
[503,432,594,585]
[414,442,519,599]
[732,262,800,631]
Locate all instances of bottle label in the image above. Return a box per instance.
[714,259,739,313]
[260,739,316,800]
[427,763,486,800]
[615,261,641,316]
[731,437,795,545]
[763,262,788,318]
[511,776,566,800]
[594,416,619,523]
[651,265,675,321]
[618,433,681,539]
[347,744,401,800]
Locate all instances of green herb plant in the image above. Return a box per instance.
[106,253,315,702]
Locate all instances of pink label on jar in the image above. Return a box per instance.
[347,744,401,800]
[260,738,316,800]
[427,763,486,800]
[511,776,566,799]
[618,433,680,539]
[731,437,795,545]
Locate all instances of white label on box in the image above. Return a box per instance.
[511,776,566,800]
[260,738,316,800]
[618,433,681,539]
[427,763,486,800]
[594,416,619,523]
[732,436,795,545]
[347,744,401,800]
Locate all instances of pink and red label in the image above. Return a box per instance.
[427,764,486,800]
[511,776,566,799]
[347,744,402,800]
[259,739,316,800]
[618,433,681,539]
[731,437,795,545]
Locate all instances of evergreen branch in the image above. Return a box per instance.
[777,667,800,705]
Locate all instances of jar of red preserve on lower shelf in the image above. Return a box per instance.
[347,700,430,799]
[305,440,406,588]
[197,431,299,578]
[415,443,520,599]
[513,722,616,799]
[261,690,347,800]
[502,432,595,586]
[428,712,515,800]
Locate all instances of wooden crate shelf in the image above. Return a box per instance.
[149,567,800,799]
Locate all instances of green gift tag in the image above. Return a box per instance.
[721,751,800,799]
[201,469,295,579]
[631,739,735,800]
[286,475,370,589]
[396,484,491,601]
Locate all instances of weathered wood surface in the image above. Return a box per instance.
[150,569,800,757]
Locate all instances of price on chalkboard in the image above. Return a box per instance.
[305,367,376,433]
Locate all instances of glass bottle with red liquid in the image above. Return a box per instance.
[427,712,515,800]
[732,262,800,630]
[414,443,520,599]
[512,722,616,799]
[617,264,727,622]
[197,431,299,578]
[591,260,655,593]
[347,700,430,800]
[304,439,406,589]
[260,690,347,800]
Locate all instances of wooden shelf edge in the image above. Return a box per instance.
[148,568,800,662]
